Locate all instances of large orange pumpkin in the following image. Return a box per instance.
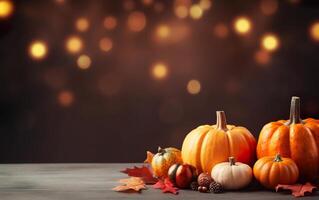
[181,111,256,173]
[257,96,319,181]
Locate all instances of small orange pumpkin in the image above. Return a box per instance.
[253,154,299,189]
[181,111,256,173]
[257,96,319,181]
[151,147,182,178]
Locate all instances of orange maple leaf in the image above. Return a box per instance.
[112,177,146,192]
[276,182,317,197]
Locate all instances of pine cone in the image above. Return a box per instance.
[209,181,223,193]
[197,172,213,187]
[190,181,199,191]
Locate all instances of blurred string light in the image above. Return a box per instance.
[58,90,74,107]
[310,22,319,42]
[29,40,48,60]
[156,24,171,39]
[214,23,229,39]
[174,5,188,19]
[127,11,146,32]
[65,36,83,54]
[99,37,113,52]
[103,16,117,30]
[151,62,168,80]
[187,79,201,95]
[234,16,252,35]
[141,0,153,6]
[174,0,191,19]
[254,50,271,65]
[75,17,90,32]
[55,0,65,4]
[189,4,203,20]
[77,54,91,70]
[199,0,212,11]
[260,0,278,16]
[0,0,13,19]
[261,33,279,52]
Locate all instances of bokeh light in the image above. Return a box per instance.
[199,0,212,11]
[234,16,252,35]
[260,0,278,16]
[99,37,113,52]
[127,11,146,32]
[75,17,90,32]
[261,34,279,52]
[0,0,13,19]
[214,23,229,39]
[187,79,201,95]
[189,4,203,20]
[254,50,271,65]
[29,40,48,60]
[77,54,91,70]
[141,0,153,6]
[57,90,74,107]
[103,16,117,30]
[174,5,188,19]
[156,24,171,39]
[151,62,168,80]
[310,22,319,42]
[65,36,83,54]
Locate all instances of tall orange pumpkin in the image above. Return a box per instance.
[257,96,319,181]
[181,111,256,173]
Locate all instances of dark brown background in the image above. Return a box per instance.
[1,0,319,163]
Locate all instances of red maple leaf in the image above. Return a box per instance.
[120,165,158,184]
[153,178,179,195]
[276,182,317,197]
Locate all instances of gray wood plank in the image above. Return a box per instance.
[0,163,317,199]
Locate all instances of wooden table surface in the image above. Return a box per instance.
[0,163,317,200]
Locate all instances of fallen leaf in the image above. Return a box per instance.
[112,177,146,193]
[121,165,158,184]
[144,151,154,164]
[153,178,179,195]
[276,182,317,197]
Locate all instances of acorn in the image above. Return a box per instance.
[197,172,213,188]
[198,186,208,193]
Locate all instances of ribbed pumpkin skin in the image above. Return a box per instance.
[181,114,256,173]
[257,118,319,181]
[253,155,299,189]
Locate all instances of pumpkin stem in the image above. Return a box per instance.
[274,154,283,162]
[158,146,165,154]
[229,157,236,166]
[216,111,228,131]
[285,96,303,125]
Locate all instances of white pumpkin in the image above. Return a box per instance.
[211,157,252,190]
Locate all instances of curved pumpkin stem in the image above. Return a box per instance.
[274,153,283,162]
[216,111,228,131]
[229,157,236,166]
[158,146,165,154]
[285,96,303,125]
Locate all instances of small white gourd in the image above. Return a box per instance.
[211,157,252,190]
